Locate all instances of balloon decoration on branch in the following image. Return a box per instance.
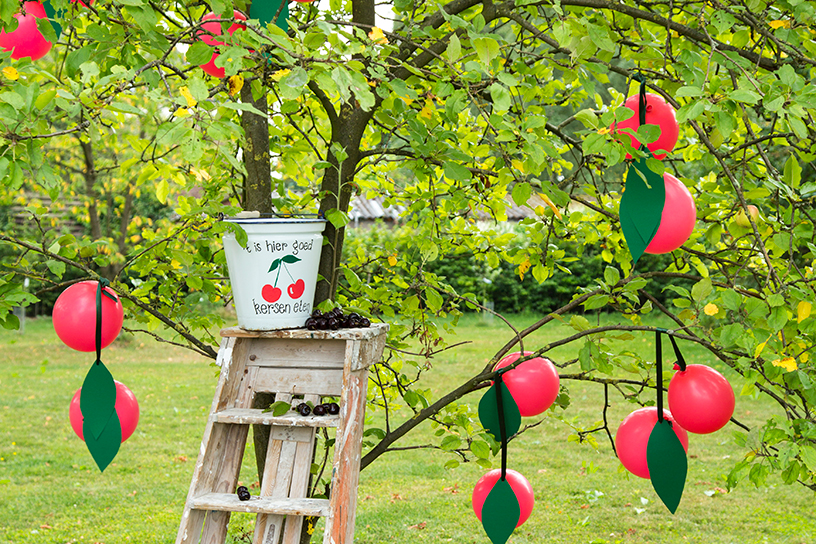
[616,75,696,266]
[474,352,555,544]
[615,331,734,513]
[54,279,136,472]
[0,1,54,60]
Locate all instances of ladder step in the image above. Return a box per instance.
[212,408,339,428]
[191,493,331,517]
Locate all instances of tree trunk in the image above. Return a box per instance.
[240,82,273,214]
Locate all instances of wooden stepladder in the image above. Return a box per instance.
[176,323,388,544]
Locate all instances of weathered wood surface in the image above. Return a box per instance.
[221,322,387,342]
[213,408,340,428]
[177,323,389,544]
[191,493,330,517]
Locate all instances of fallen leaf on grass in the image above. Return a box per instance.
[40,525,53,529]
[443,484,459,494]
[408,522,426,530]
[390,493,405,503]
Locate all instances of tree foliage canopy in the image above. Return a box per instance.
[2,0,816,493]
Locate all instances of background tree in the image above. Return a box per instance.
[1,0,816,516]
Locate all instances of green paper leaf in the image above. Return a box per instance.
[268,258,281,272]
[481,478,521,544]
[478,381,521,443]
[647,420,687,514]
[281,255,301,264]
[42,0,62,40]
[84,411,121,472]
[80,362,117,441]
[250,0,288,32]
[619,152,665,265]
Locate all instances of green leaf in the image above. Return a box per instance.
[473,36,500,66]
[281,255,301,264]
[84,410,121,473]
[647,420,687,514]
[186,41,214,66]
[80,362,117,441]
[471,440,491,459]
[268,259,281,273]
[155,179,169,204]
[511,182,532,207]
[783,155,802,189]
[478,381,521,443]
[325,208,349,228]
[446,33,461,61]
[691,277,712,302]
[481,477,521,544]
[619,153,665,266]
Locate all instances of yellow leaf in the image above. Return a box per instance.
[271,69,291,82]
[368,27,388,45]
[772,357,797,372]
[754,340,767,358]
[518,258,531,280]
[2,66,19,80]
[419,98,434,120]
[388,254,397,266]
[801,352,810,363]
[704,303,719,316]
[768,20,791,29]
[797,300,811,323]
[228,75,244,96]
[179,86,197,108]
[175,107,190,117]
[597,126,610,135]
[539,193,562,220]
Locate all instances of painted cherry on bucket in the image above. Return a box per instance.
[262,285,282,303]
[668,364,735,434]
[287,279,305,299]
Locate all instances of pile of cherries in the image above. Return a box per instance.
[296,402,340,417]
[236,485,251,501]
[305,308,370,330]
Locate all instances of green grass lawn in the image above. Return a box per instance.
[1,314,814,544]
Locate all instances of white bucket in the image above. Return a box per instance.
[222,217,326,330]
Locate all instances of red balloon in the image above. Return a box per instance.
[198,10,247,78]
[53,281,124,352]
[668,364,735,434]
[69,381,140,442]
[613,93,679,160]
[494,351,560,417]
[0,2,52,61]
[615,407,688,479]
[472,469,534,527]
[644,172,696,254]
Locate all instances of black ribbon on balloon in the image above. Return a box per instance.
[80,279,122,473]
[648,329,688,513]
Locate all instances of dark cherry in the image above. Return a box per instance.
[236,485,250,501]
[296,403,312,416]
[326,402,340,415]
[360,318,371,327]
[312,404,328,416]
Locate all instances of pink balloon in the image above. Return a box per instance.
[53,281,124,352]
[0,2,52,61]
[69,381,140,442]
[198,10,247,78]
[494,352,560,417]
[472,469,534,527]
[644,172,696,254]
[612,93,679,160]
[615,407,689,479]
[668,364,735,434]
